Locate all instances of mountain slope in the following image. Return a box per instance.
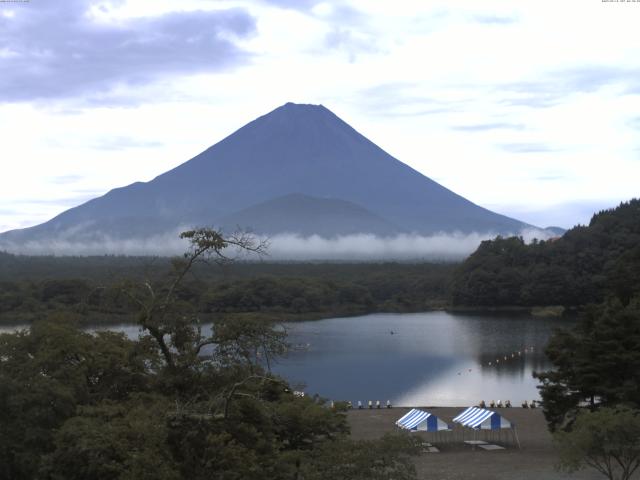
[219,193,399,237]
[1,102,530,246]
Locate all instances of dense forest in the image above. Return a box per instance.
[0,257,454,325]
[451,199,640,308]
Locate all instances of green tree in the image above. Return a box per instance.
[555,407,640,480]
[0,316,154,479]
[535,299,640,430]
[121,228,267,372]
[40,396,181,480]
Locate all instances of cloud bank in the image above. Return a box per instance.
[0,229,553,260]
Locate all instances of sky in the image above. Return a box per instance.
[1,0,639,234]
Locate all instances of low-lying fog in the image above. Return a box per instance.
[0,228,553,260]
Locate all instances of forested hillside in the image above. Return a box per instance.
[451,199,640,307]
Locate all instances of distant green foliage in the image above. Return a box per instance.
[452,199,640,307]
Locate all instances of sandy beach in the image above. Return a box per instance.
[347,407,608,480]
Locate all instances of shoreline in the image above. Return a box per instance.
[445,305,580,318]
[0,295,583,327]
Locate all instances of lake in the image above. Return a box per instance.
[0,311,570,407]
[271,311,570,407]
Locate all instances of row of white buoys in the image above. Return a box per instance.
[454,347,537,376]
[487,347,535,367]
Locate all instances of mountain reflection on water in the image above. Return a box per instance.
[273,312,572,407]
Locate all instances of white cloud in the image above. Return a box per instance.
[0,229,553,259]
[265,230,553,261]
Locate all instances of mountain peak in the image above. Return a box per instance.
[222,101,361,156]
[264,102,333,123]
[282,101,325,109]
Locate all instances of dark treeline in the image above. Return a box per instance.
[0,257,455,324]
[451,199,640,308]
[0,253,453,283]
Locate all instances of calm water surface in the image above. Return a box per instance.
[272,311,572,407]
[0,311,572,407]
